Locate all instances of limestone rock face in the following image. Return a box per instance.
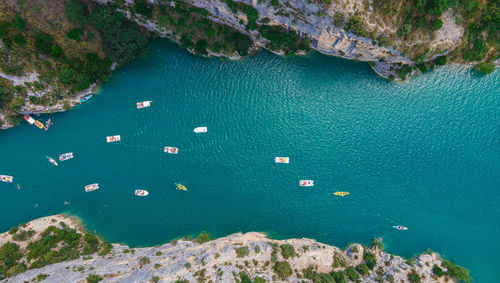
[5,215,454,283]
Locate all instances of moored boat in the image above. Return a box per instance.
[44,118,52,131]
[136,100,152,109]
[135,190,149,196]
[34,120,44,129]
[46,156,58,166]
[59,152,74,161]
[333,192,349,196]
[193,127,207,133]
[393,226,408,230]
[24,115,35,125]
[274,157,289,163]
[175,183,188,191]
[106,135,121,143]
[299,180,314,187]
[164,147,179,154]
[0,175,13,183]
[85,183,99,192]
[80,95,93,103]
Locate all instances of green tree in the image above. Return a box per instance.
[273,261,292,279]
[75,73,92,90]
[35,32,54,53]
[473,62,495,75]
[15,15,26,32]
[280,244,296,259]
[12,34,26,45]
[59,67,75,85]
[434,55,447,65]
[66,0,88,27]
[196,231,210,243]
[431,19,443,30]
[86,274,102,283]
[67,28,84,41]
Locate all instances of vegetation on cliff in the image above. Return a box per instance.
[0,221,110,280]
[0,0,148,127]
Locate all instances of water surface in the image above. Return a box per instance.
[1,40,499,282]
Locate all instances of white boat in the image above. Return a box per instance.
[164,147,179,154]
[137,100,152,109]
[106,135,121,143]
[0,175,13,183]
[59,152,74,161]
[274,157,289,164]
[193,127,207,133]
[135,190,149,196]
[24,115,35,125]
[85,183,99,192]
[299,180,314,187]
[46,156,58,166]
[393,226,408,231]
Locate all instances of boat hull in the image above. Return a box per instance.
[193,127,207,133]
[274,157,290,163]
[135,190,149,196]
[106,135,121,143]
[0,175,13,183]
[85,183,99,192]
[164,147,179,154]
[299,180,314,187]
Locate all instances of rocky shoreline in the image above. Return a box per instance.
[0,214,468,283]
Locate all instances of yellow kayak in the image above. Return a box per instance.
[333,192,349,196]
[175,183,188,191]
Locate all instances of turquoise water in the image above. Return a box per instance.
[1,39,499,281]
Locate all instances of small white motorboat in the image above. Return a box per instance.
[0,175,13,183]
[135,190,149,196]
[85,183,99,192]
[106,135,121,143]
[299,180,314,187]
[393,226,408,230]
[164,147,179,154]
[193,127,207,133]
[46,156,58,166]
[274,157,289,164]
[137,100,152,109]
[24,115,35,125]
[59,152,74,161]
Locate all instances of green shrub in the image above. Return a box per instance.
[240,272,251,283]
[75,73,92,90]
[59,68,75,85]
[50,44,63,57]
[86,274,102,283]
[432,265,444,277]
[139,256,150,267]
[83,233,100,255]
[345,266,360,281]
[431,19,443,30]
[273,261,292,279]
[280,244,296,259]
[363,251,376,270]
[35,273,49,282]
[235,246,249,258]
[408,270,421,283]
[442,260,472,282]
[134,0,153,18]
[98,242,113,256]
[196,231,210,243]
[66,0,89,27]
[253,278,266,283]
[356,263,370,275]
[35,32,54,53]
[67,28,84,41]
[15,15,26,32]
[254,245,260,253]
[12,34,26,46]
[155,251,162,256]
[434,55,447,65]
[246,5,259,30]
[473,62,495,75]
[91,5,148,63]
[8,227,18,235]
[151,275,160,282]
[12,230,28,241]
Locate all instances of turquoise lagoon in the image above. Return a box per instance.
[0,40,499,282]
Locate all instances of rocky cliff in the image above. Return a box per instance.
[1,215,470,283]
